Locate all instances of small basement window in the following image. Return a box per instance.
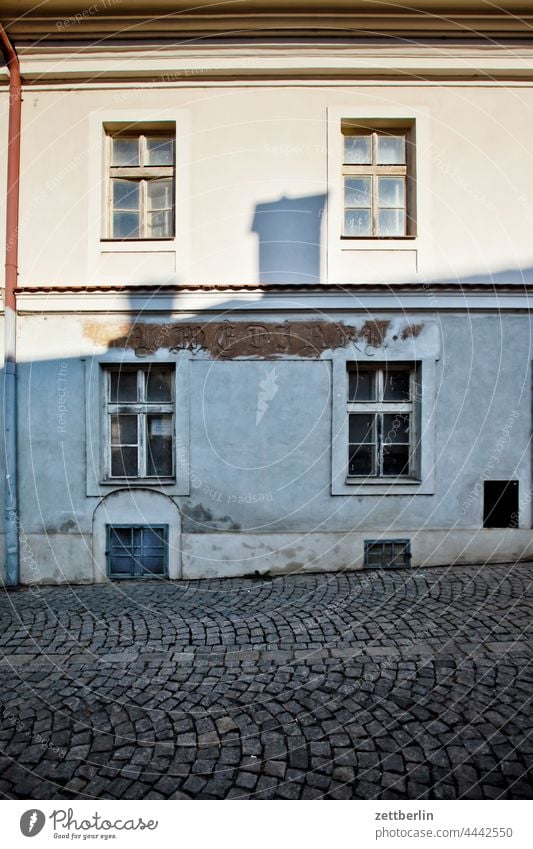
[364,539,411,569]
[483,481,519,528]
[107,525,168,578]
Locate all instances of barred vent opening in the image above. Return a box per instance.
[364,539,411,569]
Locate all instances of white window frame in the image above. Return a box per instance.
[331,351,437,496]
[346,364,418,480]
[85,352,190,497]
[105,365,175,481]
[87,110,191,282]
[326,107,431,284]
[104,127,175,241]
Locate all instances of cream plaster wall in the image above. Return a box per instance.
[13,83,533,288]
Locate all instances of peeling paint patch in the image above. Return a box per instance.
[82,321,131,348]
[401,323,424,340]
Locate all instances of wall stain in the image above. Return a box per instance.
[181,503,241,534]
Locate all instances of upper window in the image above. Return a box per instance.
[104,127,175,240]
[105,365,174,480]
[347,364,419,479]
[342,125,414,238]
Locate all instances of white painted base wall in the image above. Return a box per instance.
[2,528,532,585]
[181,529,533,579]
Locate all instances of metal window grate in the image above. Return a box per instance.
[364,539,411,569]
[107,525,168,579]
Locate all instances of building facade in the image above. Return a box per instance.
[1,1,532,583]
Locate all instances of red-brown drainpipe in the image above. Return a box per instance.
[0,23,21,586]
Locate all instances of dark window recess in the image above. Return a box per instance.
[107,525,168,578]
[364,539,411,569]
[483,481,519,528]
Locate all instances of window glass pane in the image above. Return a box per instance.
[344,210,371,237]
[146,368,172,402]
[383,370,411,401]
[112,137,140,166]
[142,557,166,575]
[111,446,138,477]
[367,547,383,564]
[348,370,375,401]
[108,554,135,574]
[376,135,405,164]
[112,212,140,239]
[110,371,138,402]
[146,137,174,165]
[147,178,173,210]
[344,135,371,164]
[378,177,405,208]
[383,413,410,444]
[110,527,132,549]
[112,180,140,210]
[147,415,173,477]
[110,414,137,445]
[383,444,410,476]
[348,445,374,476]
[147,210,172,238]
[382,543,394,560]
[378,209,405,237]
[349,413,375,443]
[142,527,166,550]
[344,177,371,208]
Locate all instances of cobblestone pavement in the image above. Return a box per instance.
[0,563,531,800]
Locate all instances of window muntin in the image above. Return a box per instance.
[106,366,174,480]
[342,130,411,238]
[347,365,417,479]
[106,131,175,240]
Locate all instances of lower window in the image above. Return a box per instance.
[107,525,168,578]
[347,363,419,478]
[105,364,175,480]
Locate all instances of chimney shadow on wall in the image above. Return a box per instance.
[251,193,326,284]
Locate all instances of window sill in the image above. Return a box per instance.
[100,239,176,253]
[331,475,431,496]
[340,236,417,251]
[100,478,176,486]
[346,476,421,485]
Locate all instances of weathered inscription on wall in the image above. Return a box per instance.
[98,320,393,358]
[83,319,424,358]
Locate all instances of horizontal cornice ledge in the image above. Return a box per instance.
[13,283,533,314]
[7,48,533,82]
